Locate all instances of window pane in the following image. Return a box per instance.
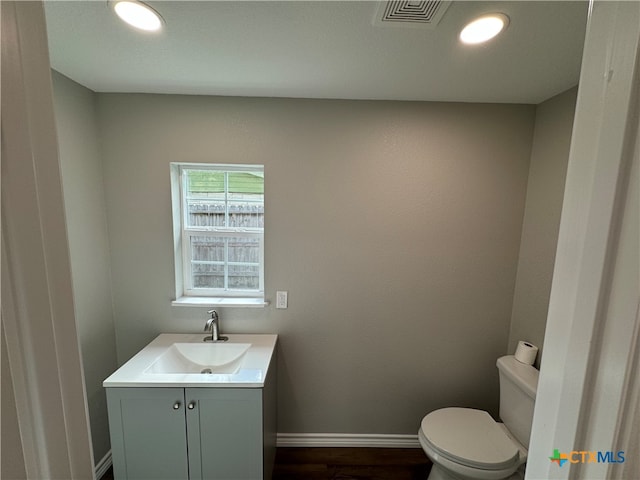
[191,236,224,262]
[191,236,224,288]
[228,265,259,290]
[187,201,225,227]
[189,235,260,291]
[228,172,264,227]
[186,170,225,195]
[227,172,264,195]
[228,237,260,263]
[185,170,264,228]
[185,170,224,229]
[192,263,224,289]
[228,203,264,228]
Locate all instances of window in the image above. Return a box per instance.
[171,164,264,304]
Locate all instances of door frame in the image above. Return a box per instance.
[526,1,640,478]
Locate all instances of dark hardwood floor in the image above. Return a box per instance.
[101,447,432,480]
[272,447,431,480]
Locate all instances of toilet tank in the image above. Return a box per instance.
[496,355,539,448]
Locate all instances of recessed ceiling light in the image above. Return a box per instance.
[459,13,509,45]
[111,0,164,32]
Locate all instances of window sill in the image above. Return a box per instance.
[171,296,269,308]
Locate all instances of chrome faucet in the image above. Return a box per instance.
[204,310,228,342]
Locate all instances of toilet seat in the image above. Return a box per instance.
[420,407,520,470]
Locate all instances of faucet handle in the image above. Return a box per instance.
[207,309,218,319]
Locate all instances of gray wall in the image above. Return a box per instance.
[508,87,577,366]
[97,94,535,433]
[1,323,27,480]
[52,71,117,464]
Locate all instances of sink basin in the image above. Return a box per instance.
[103,333,277,387]
[145,342,251,374]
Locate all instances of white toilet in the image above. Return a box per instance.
[418,355,539,480]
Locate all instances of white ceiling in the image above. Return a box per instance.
[44,1,588,104]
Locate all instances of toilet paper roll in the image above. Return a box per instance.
[514,341,538,365]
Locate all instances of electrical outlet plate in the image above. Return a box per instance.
[276,291,288,309]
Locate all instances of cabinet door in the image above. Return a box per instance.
[106,388,189,480]
[186,388,263,480]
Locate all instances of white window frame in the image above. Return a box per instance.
[171,163,265,306]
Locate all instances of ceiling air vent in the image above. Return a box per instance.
[374,0,452,28]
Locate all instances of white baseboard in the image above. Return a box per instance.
[277,433,420,448]
[95,450,112,479]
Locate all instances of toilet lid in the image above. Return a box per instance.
[420,407,519,470]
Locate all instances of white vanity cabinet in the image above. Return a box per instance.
[104,334,278,480]
[107,384,275,479]
[106,388,190,479]
[185,388,265,479]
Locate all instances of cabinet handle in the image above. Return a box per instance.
[187,402,196,410]
[173,402,181,410]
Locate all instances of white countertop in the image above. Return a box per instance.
[103,333,277,388]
